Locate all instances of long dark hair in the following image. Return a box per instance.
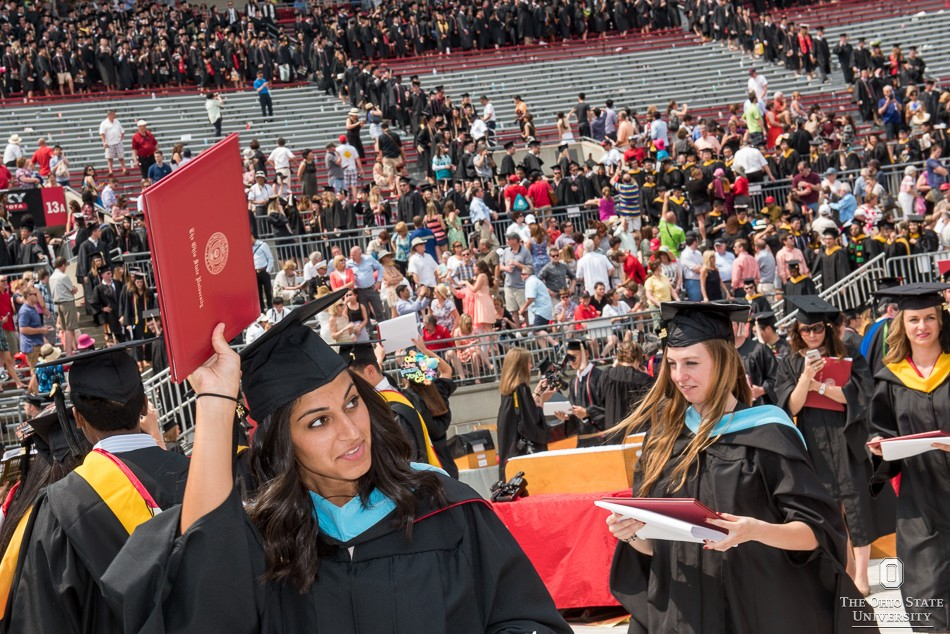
[0,442,89,560]
[246,371,445,593]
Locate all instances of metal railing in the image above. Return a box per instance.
[143,367,197,435]
[775,252,888,329]
[886,249,950,285]
[0,396,28,449]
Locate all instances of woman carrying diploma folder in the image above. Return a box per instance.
[868,283,950,632]
[774,296,881,596]
[99,291,571,634]
[606,302,872,633]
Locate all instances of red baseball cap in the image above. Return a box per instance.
[941,183,950,191]
[765,196,776,204]
[508,175,519,184]
[650,237,661,251]
[338,135,347,144]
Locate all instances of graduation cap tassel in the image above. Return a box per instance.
[50,380,84,458]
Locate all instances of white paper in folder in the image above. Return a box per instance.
[594,500,726,543]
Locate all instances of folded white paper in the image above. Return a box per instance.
[542,400,574,417]
[880,436,950,461]
[595,500,727,543]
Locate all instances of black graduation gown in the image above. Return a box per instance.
[6,446,189,634]
[736,338,778,406]
[869,360,950,630]
[815,246,851,289]
[609,418,874,633]
[496,383,549,479]
[101,476,571,634]
[783,275,817,313]
[597,365,654,431]
[569,366,607,448]
[774,351,889,547]
[864,235,887,261]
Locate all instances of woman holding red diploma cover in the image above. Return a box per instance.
[774,295,887,597]
[604,302,873,633]
[868,282,950,631]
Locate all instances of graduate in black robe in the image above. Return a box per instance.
[755,310,791,361]
[732,312,778,406]
[101,293,569,634]
[782,260,818,313]
[607,302,874,634]
[496,374,550,479]
[556,340,606,448]
[597,350,654,432]
[868,284,950,631]
[6,343,189,633]
[814,227,852,289]
[775,297,893,596]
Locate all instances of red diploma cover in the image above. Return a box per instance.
[142,134,259,382]
[603,497,724,531]
[803,357,852,412]
[938,259,950,278]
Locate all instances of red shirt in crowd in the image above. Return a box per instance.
[573,303,599,329]
[732,175,749,197]
[504,183,529,209]
[0,292,15,333]
[527,181,553,208]
[132,131,158,159]
[622,253,647,285]
[0,165,10,190]
[31,145,54,176]
[422,324,454,351]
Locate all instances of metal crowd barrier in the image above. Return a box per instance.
[143,367,196,435]
[0,396,27,449]
[886,249,950,285]
[774,253,887,330]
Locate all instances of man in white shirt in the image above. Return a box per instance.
[747,68,768,102]
[302,251,323,281]
[599,139,622,171]
[336,135,362,194]
[267,137,295,181]
[480,95,496,142]
[407,237,439,287]
[246,313,269,344]
[733,139,774,183]
[265,296,289,324]
[3,134,23,168]
[713,240,736,291]
[678,234,704,301]
[575,239,614,294]
[98,111,126,175]
[247,171,273,220]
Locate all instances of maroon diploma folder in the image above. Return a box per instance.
[142,134,259,382]
[603,497,724,531]
[803,357,852,412]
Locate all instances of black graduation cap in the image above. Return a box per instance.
[871,283,950,311]
[789,296,839,325]
[335,341,380,367]
[877,219,895,230]
[322,185,335,192]
[26,403,79,463]
[239,289,349,422]
[143,308,161,319]
[754,310,777,326]
[23,393,50,408]
[822,227,840,238]
[875,276,903,290]
[907,214,925,223]
[742,278,757,286]
[660,302,749,347]
[419,183,434,192]
[527,139,540,147]
[787,259,802,268]
[503,141,515,150]
[37,339,154,401]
